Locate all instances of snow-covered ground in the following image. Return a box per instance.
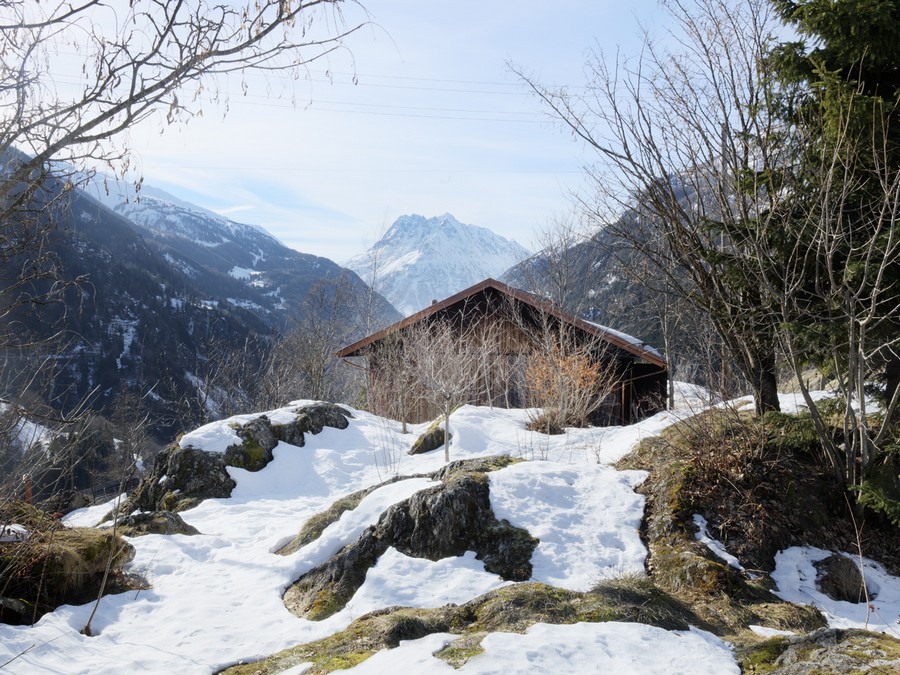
[2,392,897,673]
[773,547,900,637]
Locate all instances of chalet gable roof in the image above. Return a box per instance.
[335,278,666,369]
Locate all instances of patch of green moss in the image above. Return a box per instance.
[747,601,826,634]
[464,579,700,633]
[738,636,789,673]
[225,437,270,472]
[435,456,521,483]
[230,576,719,673]
[738,630,900,674]
[222,606,452,674]
[222,640,374,674]
[841,632,900,662]
[0,526,134,623]
[0,500,57,530]
[159,491,201,513]
[172,497,202,512]
[470,582,577,630]
[650,538,738,596]
[410,416,450,455]
[160,491,178,511]
[278,490,369,555]
[243,439,270,471]
[434,633,486,668]
[306,589,345,622]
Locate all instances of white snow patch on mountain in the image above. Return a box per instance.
[346,213,529,316]
[229,265,262,280]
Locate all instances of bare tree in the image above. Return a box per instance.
[515,211,599,313]
[0,0,366,339]
[257,274,368,409]
[361,305,503,456]
[517,0,900,490]
[1,0,365,204]
[363,332,422,433]
[513,0,789,415]
[402,320,485,462]
[771,99,900,485]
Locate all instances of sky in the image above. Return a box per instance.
[118,1,665,262]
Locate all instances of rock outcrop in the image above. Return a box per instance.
[109,403,352,518]
[283,456,537,620]
[814,553,871,603]
[116,511,200,537]
[409,420,450,455]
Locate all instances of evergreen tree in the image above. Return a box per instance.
[769,0,900,482]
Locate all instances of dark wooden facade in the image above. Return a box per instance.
[336,279,667,425]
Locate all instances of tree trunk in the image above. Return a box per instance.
[754,357,780,415]
[444,402,451,463]
[883,347,900,424]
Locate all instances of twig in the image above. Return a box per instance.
[0,643,36,669]
[844,493,871,628]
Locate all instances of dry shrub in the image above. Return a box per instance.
[1,510,134,624]
[526,346,612,431]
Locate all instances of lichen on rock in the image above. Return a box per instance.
[282,456,536,621]
[116,511,200,537]
[814,553,871,604]
[109,402,354,519]
[409,418,450,455]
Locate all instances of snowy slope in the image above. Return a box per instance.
[0,402,742,674]
[80,175,399,329]
[346,214,530,316]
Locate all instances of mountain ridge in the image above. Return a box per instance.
[346,213,529,316]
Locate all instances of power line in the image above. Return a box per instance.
[134,164,582,174]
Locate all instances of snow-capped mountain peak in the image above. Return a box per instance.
[346,213,530,316]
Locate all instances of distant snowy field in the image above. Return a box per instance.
[2,386,897,673]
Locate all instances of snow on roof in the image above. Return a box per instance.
[584,320,664,360]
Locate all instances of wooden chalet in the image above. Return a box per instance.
[336,278,667,425]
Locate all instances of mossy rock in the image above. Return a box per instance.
[277,474,433,556]
[111,403,355,519]
[616,412,836,639]
[737,628,900,673]
[223,437,272,472]
[409,418,450,455]
[294,402,352,436]
[434,455,519,481]
[650,537,741,596]
[0,526,134,624]
[0,500,58,530]
[277,490,369,555]
[434,632,487,668]
[227,577,708,674]
[221,605,448,674]
[116,511,200,537]
[283,457,537,621]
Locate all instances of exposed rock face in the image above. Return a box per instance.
[294,402,351,435]
[111,403,352,517]
[283,456,537,621]
[116,511,200,537]
[131,444,236,514]
[409,424,450,455]
[814,553,871,603]
[759,627,900,674]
